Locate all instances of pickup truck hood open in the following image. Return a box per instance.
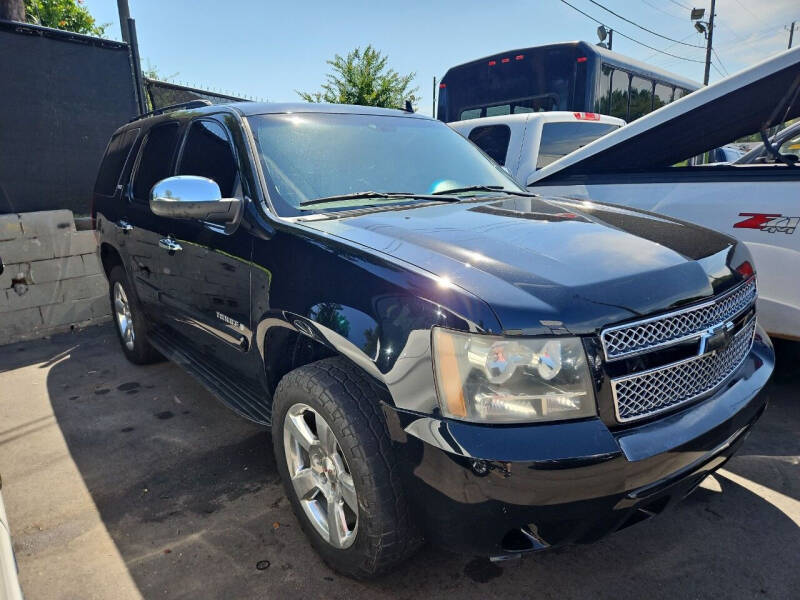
[304,197,746,334]
[529,45,800,185]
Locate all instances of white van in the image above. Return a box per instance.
[450,111,624,184]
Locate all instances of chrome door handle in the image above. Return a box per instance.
[117,219,134,233]
[158,237,183,252]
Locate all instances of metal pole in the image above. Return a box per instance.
[703,0,716,85]
[117,0,131,43]
[789,21,795,49]
[127,18,147,114]
[432,76,436,118]
[608,29,613,51]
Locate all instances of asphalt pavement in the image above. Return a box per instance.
[0,324,797,600]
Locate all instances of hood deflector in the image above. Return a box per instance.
[533,46,800,180]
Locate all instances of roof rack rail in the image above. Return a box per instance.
[130,99,212,122]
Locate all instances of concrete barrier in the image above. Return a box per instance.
[0,210,110,345]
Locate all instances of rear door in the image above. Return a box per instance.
[157,116,256,383]
[124,121,183,318]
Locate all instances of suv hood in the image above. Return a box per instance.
[303,197,746,334]
[529,45,800,185]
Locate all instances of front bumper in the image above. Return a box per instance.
[383,326,774,556]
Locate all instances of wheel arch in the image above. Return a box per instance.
[99,242,123,276]
[257,310,387,399]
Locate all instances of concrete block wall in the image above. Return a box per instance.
[0,210,111,345]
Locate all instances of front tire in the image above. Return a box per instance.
[108,265,162,365]
[272,357,421,578]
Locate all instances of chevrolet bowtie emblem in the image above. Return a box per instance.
[698,321,735,356]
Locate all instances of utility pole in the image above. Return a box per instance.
[789,21,796,49]
[702,0,716,86]
[607,29,613,50]
[117,0,131,42]
[432,76,436,118]
[0,0,25,22]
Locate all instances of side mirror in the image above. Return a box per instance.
[150,176,241,223]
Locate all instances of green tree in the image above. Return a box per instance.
[25,0,108,37]
[298,45,418,109]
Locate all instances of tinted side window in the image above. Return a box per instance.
[609,70,629,121]
[537,122,619,169]
[595,64,612,113]
[178,120,237,196]
[629,76,654,121]
[653,83,673,110]
[94,129,138,196]
[468,125,511,165]
[132,123,181,201]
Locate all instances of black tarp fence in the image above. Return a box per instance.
[0,20,138,215]
[0,21,251,216]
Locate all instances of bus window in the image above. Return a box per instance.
[595,64,612,113]
[609,70,630,121]
[468,125,511,165]
[653,83,673,110]
[460,108,482,120]
[629,76,654,120]
[675,88,690,100]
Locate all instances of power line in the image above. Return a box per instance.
[711,48,729,76]
[586,0,706,48]
[710,61,726,79]
[732,0,770,30]
[667,0,691,10]
[558,0,705,63]
[641,0,685,22]
[642,33,701,62]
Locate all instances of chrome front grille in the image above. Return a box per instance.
[601,278,757,361]
[611,318,756,423]
[601,277,757,424]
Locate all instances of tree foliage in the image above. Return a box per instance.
[298,45,418,109]
[25,0,107,37]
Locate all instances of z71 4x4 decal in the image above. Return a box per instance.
[734,213,799,234]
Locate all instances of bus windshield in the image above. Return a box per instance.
[439,47,577,123]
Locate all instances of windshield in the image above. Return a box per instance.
[247,112,521,216]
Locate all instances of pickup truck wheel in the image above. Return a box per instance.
[272,357,421,578]
[108,266,161,365]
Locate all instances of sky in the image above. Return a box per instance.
[87,0,799,116]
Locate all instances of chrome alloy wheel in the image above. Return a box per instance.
[113,281,135,351]
[283,403,359,549]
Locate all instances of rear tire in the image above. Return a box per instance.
[272,356,421,578]
[108,265,162,365]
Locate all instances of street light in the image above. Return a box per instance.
[597,25,613,50]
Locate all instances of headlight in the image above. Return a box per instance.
[431,328,597,423]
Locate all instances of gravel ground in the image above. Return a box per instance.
[0,324,798,600]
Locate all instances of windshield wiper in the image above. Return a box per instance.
[431,185,537,197]
[299,191,461,208]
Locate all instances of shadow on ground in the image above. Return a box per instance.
[8,325,798,598]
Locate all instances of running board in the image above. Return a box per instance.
[148,327,272,427]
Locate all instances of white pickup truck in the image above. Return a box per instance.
[449,111,624,184]
[529,46,800,341]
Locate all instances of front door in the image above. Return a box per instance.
[156,117,256,386]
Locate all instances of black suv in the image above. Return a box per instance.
[93,101,774,578]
